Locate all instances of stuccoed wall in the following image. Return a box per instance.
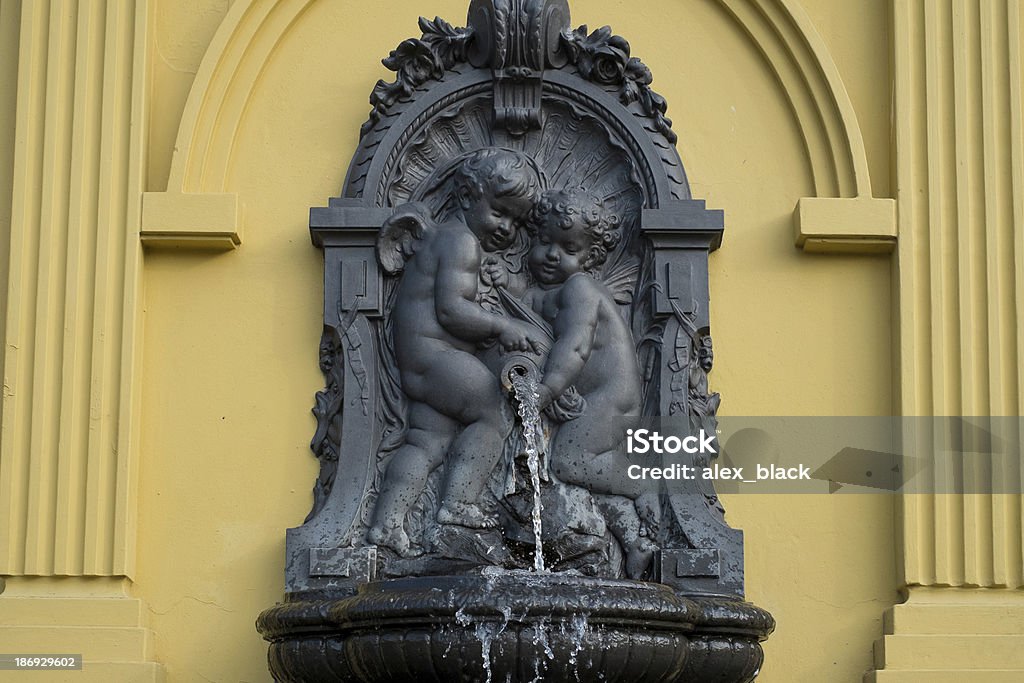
[0,0,947,680]
[0,0,17,413]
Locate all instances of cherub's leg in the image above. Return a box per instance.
[549,414,644,499]
[368,402,457,555]
[553,412,658,576]
[423,350,511,529]
[594,494,657,579]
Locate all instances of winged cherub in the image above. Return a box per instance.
[368,148,542,556]
[521,188,658,577]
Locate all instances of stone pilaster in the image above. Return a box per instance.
[873,1,1024,679]
[0,1,160,677]
[1,0,146,579]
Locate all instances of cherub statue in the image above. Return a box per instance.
[520,188,657,577]
[368,148,542,556]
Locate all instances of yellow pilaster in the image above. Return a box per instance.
[876,0,1024,679]
[1,0,145,579]
[0,0,160,677]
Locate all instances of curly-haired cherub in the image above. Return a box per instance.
[521,188,657,577]
[368,148,542,556]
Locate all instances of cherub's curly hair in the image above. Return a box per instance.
[452,148,541,204]
[529,188,621,273]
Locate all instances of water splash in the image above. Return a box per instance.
[530,618,554,683]
[453,602,514,683]
[476,621,498,683]
[567,613,588,672]
[533,619,555,661]
[509,370,547,572]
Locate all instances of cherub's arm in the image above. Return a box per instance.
[540,277,600,401]
[433,233,502,342]
[434,232,537,353]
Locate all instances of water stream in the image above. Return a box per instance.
[509,369,546,573]
[455,369,570,682]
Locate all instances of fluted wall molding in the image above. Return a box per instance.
[0,0,148,578]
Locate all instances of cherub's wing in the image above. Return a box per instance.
[601,253,641,304]
[376,202,433,274]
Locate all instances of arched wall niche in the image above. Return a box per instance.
[139,0,894,252]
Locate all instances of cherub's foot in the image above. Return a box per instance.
[634,492,660,530]
[437,501,498,529]
[367,523,415,557]
[625,538,658,579]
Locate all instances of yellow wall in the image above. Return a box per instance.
[2,0,1020,681]
[0,0,20,445]
[148,0,233,194]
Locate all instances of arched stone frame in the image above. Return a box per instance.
[295,0,744,594]
[139,0,894,252]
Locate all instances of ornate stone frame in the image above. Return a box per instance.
[287,0,744,597]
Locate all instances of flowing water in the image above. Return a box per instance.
[455,372,577,682]
[509,370,546,572]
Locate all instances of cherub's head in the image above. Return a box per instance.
[527,188,621,285]
[699,335,714,372]
[453,148,541,252]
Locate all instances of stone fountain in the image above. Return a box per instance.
[257,1,774,680]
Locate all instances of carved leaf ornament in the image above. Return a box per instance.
[364,17,676,144]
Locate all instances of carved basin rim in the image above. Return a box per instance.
[257,573,775,642]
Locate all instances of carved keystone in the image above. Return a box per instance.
[467,0,571,135]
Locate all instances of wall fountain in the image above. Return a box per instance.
[257,1,774,680]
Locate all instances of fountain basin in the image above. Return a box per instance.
[257,571,773,682]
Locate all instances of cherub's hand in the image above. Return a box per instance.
[544,385,586,422]
[536,383,555,410]
[481,256,509,289]
[498,320,541,354]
